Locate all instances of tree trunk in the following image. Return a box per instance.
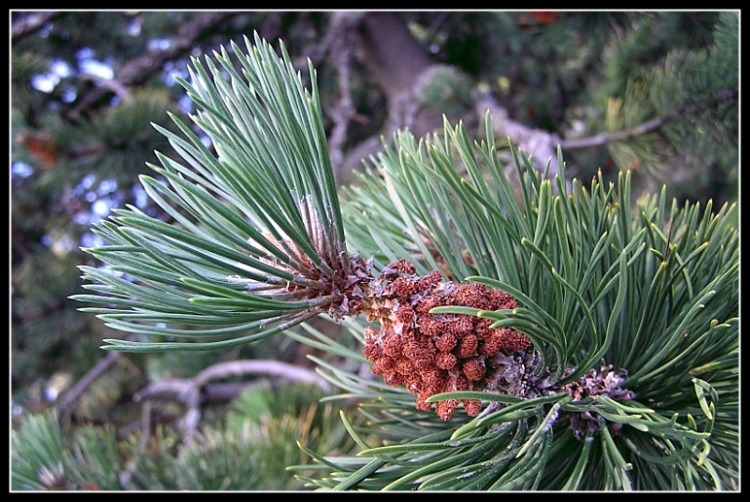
[339,12,444,179]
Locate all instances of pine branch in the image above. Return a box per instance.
[333,119,737,489]
[74,33,738,491]
[560,88,738,150]
[73,33,359,351]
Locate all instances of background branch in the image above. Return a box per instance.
[559,88,739,150]
[80,73,131,101]
[339,12,442,178]
[133,359,330,445]
[473,90,562,176]
[12,11,66,43]
[323,13,361,172]
[190,360,330,390]
[55,351,120,414]
[66,11,236,119]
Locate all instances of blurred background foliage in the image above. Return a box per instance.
[10,10,738,490]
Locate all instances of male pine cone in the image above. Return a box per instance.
[356,259,531,421]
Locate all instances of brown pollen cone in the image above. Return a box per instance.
[362,259,531,420]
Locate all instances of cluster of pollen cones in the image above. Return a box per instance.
[359,259,531,420]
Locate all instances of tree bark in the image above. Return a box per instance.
[339,12,561,179]
[358,13,434,99]
[339,13,444,179]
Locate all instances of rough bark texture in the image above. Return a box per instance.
[338,13,563,180]
[473,90,562,176]
[358,13,434,99]
[339,13,445,179]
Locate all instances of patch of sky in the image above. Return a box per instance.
[51,59,72,78]
[12,161,34,179]
[31,73,58,93]
[148,38,171,51]
[76,47,114,80]
[51,234,77,256]
[97,178,119,195]
[92,199,112,218]
[70,173,96,198]
[73,212,90,225]
[178,95,193,113]
[127,17,142,36]
[80,232,105,249]
[200,133,212,148]
[61,87,77,103]
[133,183,149,208]
[76,47,94,59]
[80,58,114,80]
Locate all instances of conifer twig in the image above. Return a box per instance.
[72,33,738,490]
[559,88,738,150]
